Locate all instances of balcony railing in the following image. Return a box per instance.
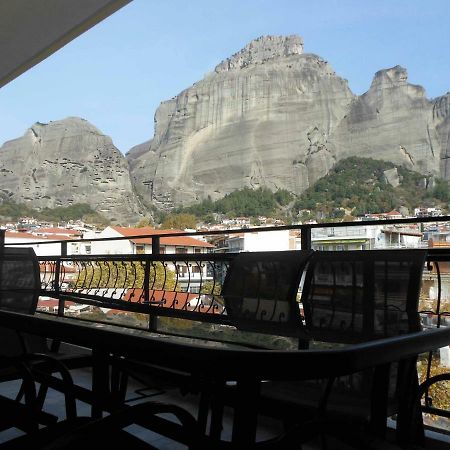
[4,215,450,433]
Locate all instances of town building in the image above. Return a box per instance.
[225,229,299,252]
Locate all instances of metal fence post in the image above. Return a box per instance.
[149,236,160,331]
[56,241,67,317]
[0,230,4,305]
[152,236,160,255]
[301,225,311,250]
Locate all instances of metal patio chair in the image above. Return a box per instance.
[0,245,93,426]
[0,399,201,450]
[222,250,313,348]
[259,249,428,448]
[200,250,313,439]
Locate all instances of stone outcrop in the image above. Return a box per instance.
[2,35,448,216]
[128,36,449,210]
[383,168,400,188]
[129,35,355,208]
[331,66,440,175]
[0,117,143,223]
[433,93,450,177]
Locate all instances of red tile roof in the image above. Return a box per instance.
[5,231,73,241]
[112,226,213,248]
[123,289,222,314]
[39,262,77,273]
[35,227,82,236]
[124,289,198,307]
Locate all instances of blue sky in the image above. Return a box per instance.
[0,0,449,153]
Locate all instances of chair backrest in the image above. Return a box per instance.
[300,249,428,421]
[0,247,43,356]
[0,247,40,314]
[222,250,313,338]
[301,249,427,343]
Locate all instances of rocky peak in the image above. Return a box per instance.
[215,35,304,72]
[370,65,409,90]
[433,93,450,120]
[0,117,143,224]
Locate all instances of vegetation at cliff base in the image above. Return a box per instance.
[173,186,293,221]
[162,157,450,224]
[293,157,449,219]
[0,199,108,225]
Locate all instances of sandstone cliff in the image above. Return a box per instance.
[332,66,441,175]
[128,35,449,210]
[129,35,354,209]
[2,35,448,218]
[0,117,143,223]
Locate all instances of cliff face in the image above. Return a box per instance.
[2,35,448,219]
[129,35,354,208]
[433,93,450,178]
[128,35,449,210]
[0,117,143,223]
[331,66,440,174]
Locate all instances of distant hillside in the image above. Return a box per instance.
[171,157,449,223]
[293,157,448,219]
[174,186,293,221]
[0,199,109,226]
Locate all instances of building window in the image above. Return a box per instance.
[194,248,202,253]
[192,266,201,273]
[85,245,91,255]
[175,247,188,254]
[176,265,188,276]
[136,244,145,254]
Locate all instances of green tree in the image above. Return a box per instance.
[161,213,197,230]
[274,189,293,206]
[135,217,154,228]
[433,179,450,202]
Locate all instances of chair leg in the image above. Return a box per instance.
[369,364,390,438]
[209,387,225,440]
[197,390,210,434]
[110,363,129,406]
[14,381,25,402]
[396,362,424,446]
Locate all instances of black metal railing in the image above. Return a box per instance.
[4,216,450,430]
[39,253,235,331]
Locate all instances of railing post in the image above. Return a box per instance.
[301,225,311,250]
[149,237,160,331]
[56,241,67,317]
[152,236,160,255]
[0,230,4,305]
[143,257,158,332]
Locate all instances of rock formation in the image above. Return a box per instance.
[0,117,143,223]
[332,66,440,175]
[128,35,449,210]
[1,35,448,217]
[129,35,354,209]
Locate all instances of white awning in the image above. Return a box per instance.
[0,0,131,89]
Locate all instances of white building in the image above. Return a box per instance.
[4,231,80,256]
[226,229,299,252]
[311,225,423,251]
[81,226,213,255]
